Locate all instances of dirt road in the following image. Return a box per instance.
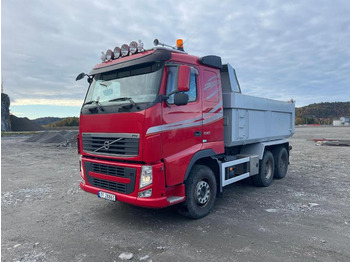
[2,126,350,261]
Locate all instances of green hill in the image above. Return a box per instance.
[44,117,79,127]
[296,102,350,125]
[33,117,62,126]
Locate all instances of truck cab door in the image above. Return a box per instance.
[161,65,202,186]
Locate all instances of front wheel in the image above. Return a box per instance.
[178,164,217,219]
[252,150,275,187]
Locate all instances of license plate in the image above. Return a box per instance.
[98,191,116,201]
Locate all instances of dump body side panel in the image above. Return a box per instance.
[223,93,295,147]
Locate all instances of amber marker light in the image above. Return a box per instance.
[176,39,184,51]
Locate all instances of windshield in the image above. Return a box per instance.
[85,62,163,105]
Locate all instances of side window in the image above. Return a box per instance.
[187,72,197,102]
[166,66,176,104]
[166,66,197,104]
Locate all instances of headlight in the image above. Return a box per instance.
[79,155,85,179]
[140,166,152,188]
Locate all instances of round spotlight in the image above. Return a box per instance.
[101,51,106,62]
[113,47,121,59]
[106,49,114,61]
[153,39,159,46]
[129,41,138,54]
[121,44,129,57]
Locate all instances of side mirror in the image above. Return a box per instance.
[76,72,86,81]
[174,93,189,106]
[178,65,190,92]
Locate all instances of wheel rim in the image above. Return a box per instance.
[195,180,210,206]
[265,160,273,179]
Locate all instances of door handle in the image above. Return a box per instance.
[194,131,202,137]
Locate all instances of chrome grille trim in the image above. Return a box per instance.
[82,133,140,157]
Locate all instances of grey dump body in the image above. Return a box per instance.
[220,64,295,147]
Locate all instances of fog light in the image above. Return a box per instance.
[138,189,152,198]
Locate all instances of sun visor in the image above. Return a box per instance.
[199,55,222,69]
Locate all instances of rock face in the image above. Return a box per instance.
[1,93,11,131]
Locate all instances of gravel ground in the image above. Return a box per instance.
[2,126,350,262]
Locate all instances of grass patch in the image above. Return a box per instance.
[1,131,42,137]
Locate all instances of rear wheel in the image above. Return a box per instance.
[252,150,274,187]
[178,164,217,219]
[274,147,289,179]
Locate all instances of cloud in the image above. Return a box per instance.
[2,0,350,116]
[11,98,83,107]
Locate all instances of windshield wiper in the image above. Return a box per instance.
[83,100,105,112]
[108,97,140,110]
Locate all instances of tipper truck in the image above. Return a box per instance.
[76,39,295,219]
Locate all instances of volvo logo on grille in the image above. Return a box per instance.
[103,141,110,150]
[94,138,123,152]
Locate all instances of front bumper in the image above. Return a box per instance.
[80,156,184,208]
[80,182,170,208]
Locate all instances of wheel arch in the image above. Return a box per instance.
[184,149,219,182]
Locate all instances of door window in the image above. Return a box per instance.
[166,66,198,104]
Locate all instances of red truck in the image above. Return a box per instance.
[76,39,295,218]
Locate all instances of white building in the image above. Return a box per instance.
[333,116,350,126]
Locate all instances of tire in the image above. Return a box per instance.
[252,150,274,187]
[274,147,289,179]
[178,164,217,219]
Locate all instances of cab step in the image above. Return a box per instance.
[167,196,185,204]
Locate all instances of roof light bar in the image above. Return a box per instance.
[100,40,145,62]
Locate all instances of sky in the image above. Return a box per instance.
[1,0,350,119]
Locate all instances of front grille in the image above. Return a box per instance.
[92,163,126,177]
[92,178,127,193]
[84,161,136,194]
[82,133,139,157]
